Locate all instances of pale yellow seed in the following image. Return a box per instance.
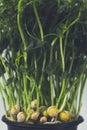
[31,99,38,109]
[40,116,47,123]
[17,112,26,122]
[30,112,39,121]
[11,105,20,115]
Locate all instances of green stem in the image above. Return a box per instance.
[69,50,74,74]
[0,83,7,113]
[33,0,44,41]
[50,73,54,106]
[34,55,37,79]
[59,94,68,112]
[36,87,40,111]
[33,55,40,109]
[0,56,15,106]
[44,33,57,38]
[24,1,37,41]
[3,76,14,106]
[26,75,36,110]
[59,36,65,72]
[57,0,61,7]
[77,74,86,117]
[17,0,27,52]
[36,52,46,106]
[0,55,9,77]
[67,11,81,30]
[64,30,69,57]
[49,38,58,105]
[70,78,81,113]
[17,0,28,110]
[56,79,65,107]
[25,23,38,40]
[39,52,46,89]
[49,46,54,105]
[17,0,28,67]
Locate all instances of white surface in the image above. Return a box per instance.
[78,83,87,130]
[0,83,87,130]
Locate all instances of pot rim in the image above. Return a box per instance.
[2,115,84,128]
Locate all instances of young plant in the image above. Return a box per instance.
[0,0,87,124]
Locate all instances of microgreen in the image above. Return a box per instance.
[0,0,87,122]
